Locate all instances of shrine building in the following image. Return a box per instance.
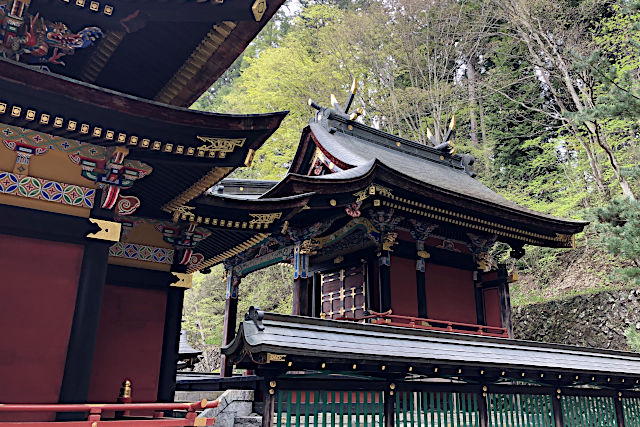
[185,93,640,426]
[0,0,288,424]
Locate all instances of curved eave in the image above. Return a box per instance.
[179,194,313,273]
[191,192,315,215]
[223,313,640,383]
[0,59,288,150]
[264,159,587,244]
[158,0,286,107]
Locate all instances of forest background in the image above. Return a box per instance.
[183,0,640,371]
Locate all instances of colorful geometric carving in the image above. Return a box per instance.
[108,242,205,268]
[0,124,153,176]
[109,242,174,264]
[3,138,48,175]
[0,170,94,208]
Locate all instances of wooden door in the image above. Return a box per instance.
[320,264,367,320]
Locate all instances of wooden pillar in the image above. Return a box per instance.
[477,392,488,427]
[384,389,395,427]
[552,393,564,427]
[497,265,513,337]
[58,239,111,405]
[157,286,185,403]
[311,273,319,318]
[292,278,309,316]
[415,246,428,318]
[615,394,626,427]
[262,380,276,427]
[220,271,240,378]
[58,193,117,416]
[292,243,310,316]
[379,251,392,312]
[474,271,486,326]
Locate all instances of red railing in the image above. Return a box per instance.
[337,310,508,338]
[0,399,219,426]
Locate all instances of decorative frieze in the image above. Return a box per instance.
[0,170,95,208]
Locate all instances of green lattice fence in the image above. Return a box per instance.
[275,390,384,427]
[394,391,480,427]
[622,397,640,425]
[487,393,554,427]
[561,395,617,427]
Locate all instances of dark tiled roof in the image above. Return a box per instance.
[307,111,585,225]
[224,313,640,377]
[179,330,202,358]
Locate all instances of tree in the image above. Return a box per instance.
[495,0,637,199]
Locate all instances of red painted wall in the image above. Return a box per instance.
[390,256,418,318]
[88,284,167,403]
[425,264,476,324]
[483,288,502,327]
[0,234,83,421]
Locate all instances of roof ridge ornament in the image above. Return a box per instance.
[308,78,363,121]
[245,306,265,331]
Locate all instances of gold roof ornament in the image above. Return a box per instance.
[251,0,267,21]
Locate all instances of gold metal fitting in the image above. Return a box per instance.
[269,381,277,388]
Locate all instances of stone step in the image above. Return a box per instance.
[234,415,262,427]
[174,390,224,403]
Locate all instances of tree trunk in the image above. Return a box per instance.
[193,302,212,371]
[594,124,636,199]
[467,58,480,147]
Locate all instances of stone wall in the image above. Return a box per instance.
[512,288,640,351]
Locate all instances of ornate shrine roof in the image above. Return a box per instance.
[0,59,287,217]
[1,0,284,105]
[180,106,588,272]
[286,108,586,227]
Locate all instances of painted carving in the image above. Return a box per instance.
[409,219,438,242]
[0,1,103,66]
[248,212,282,228]
[72,147,151,210]
[158,222,211,266]
[3,138,47,175]
[115,195,140,216]
[368,209,403,234]
[195,136,245,158]
[109,241,204,268]
[467,232,498,272]
[287,220,333,243]
[0,170,94,208]
[345,201,362,218]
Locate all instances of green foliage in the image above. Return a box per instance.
[594,198,640,286]
[182,263,293,370]
[625,325,640,352]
